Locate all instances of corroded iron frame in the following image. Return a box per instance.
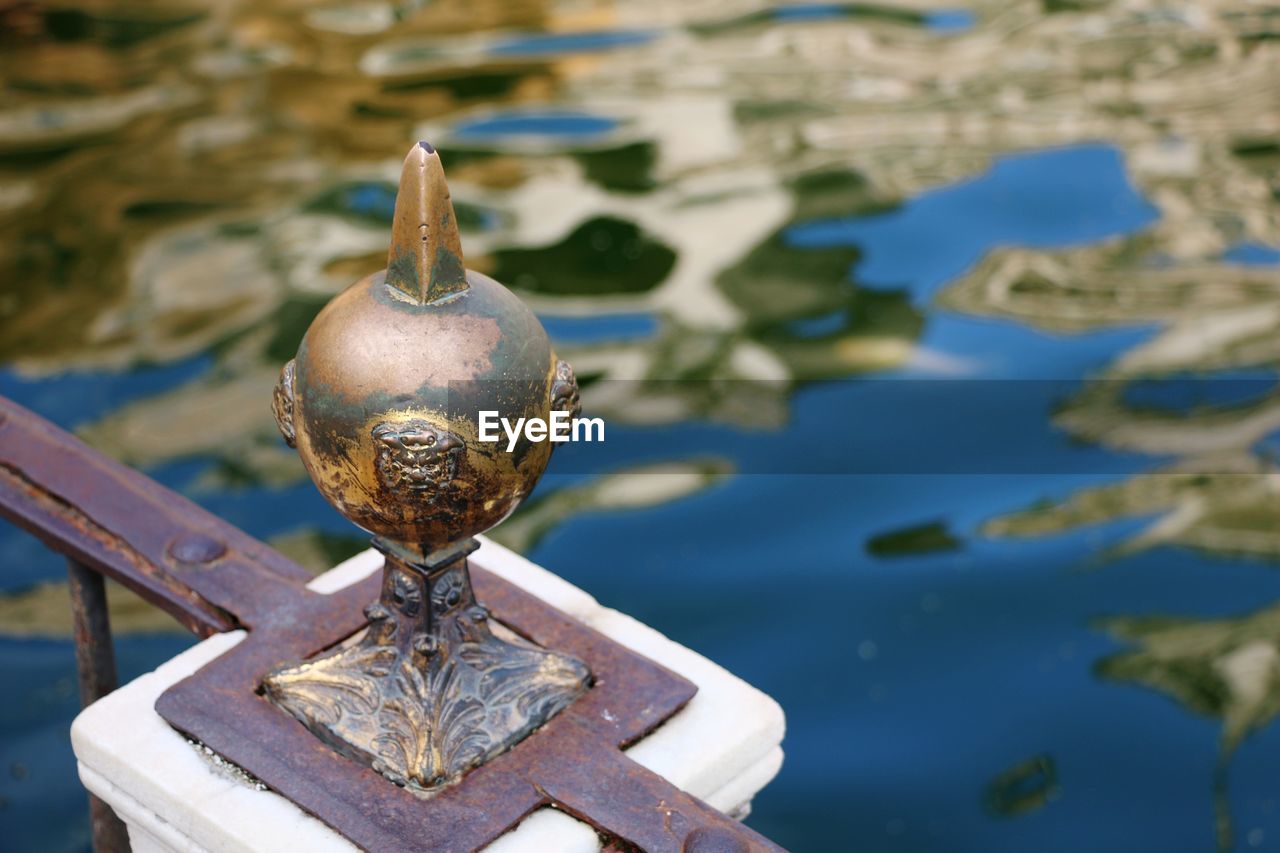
[0,397,782,852]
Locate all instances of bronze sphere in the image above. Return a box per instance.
[271,142,577,555]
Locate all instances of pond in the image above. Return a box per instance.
[2,1,1280,850]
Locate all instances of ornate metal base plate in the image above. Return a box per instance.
[262,543,590,791]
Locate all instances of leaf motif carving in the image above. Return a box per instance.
[262,562,590,791]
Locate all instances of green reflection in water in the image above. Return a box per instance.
[1098,606,1280,851]
[492,216,676,295]
[984,754,1059,818]
[866,520,961,559]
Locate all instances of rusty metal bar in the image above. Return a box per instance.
[66,558,130,853]
[67,558,119,701]
[0,396,313,636]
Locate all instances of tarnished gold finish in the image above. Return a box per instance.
[274,144,576,552]
[262,543,588,790]
[263,143,589,792]
[385,141,469,305]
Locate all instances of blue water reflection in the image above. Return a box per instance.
[788,145,1161,302]
[454,111,620,141]
[488,30,659,58]
[1222,242,1280,266]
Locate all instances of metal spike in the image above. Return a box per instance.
[385,141,468,304]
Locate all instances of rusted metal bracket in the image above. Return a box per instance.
[0,396,783,852]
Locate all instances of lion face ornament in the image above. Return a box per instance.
[372,421,462,496]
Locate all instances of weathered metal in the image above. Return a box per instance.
[272,142,573,553]
[0,396,290,637]
[0,391,781,853]
[263,141,590,790]
[66,558,130,853]
[261,542,589,790]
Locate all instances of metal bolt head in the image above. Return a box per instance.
[168,533,226,565]
[682,827,751,853]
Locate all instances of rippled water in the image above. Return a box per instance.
[2,1,1279,850]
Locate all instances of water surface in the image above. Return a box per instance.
[2,1,1279,851]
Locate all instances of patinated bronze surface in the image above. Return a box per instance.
[263,542,588,790]
[263,142,590,790]
[272,142,571,552]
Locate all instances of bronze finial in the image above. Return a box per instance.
[264,143,589,792]
[384,141,469,305]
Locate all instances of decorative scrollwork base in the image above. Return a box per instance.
[262,540,591,791]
